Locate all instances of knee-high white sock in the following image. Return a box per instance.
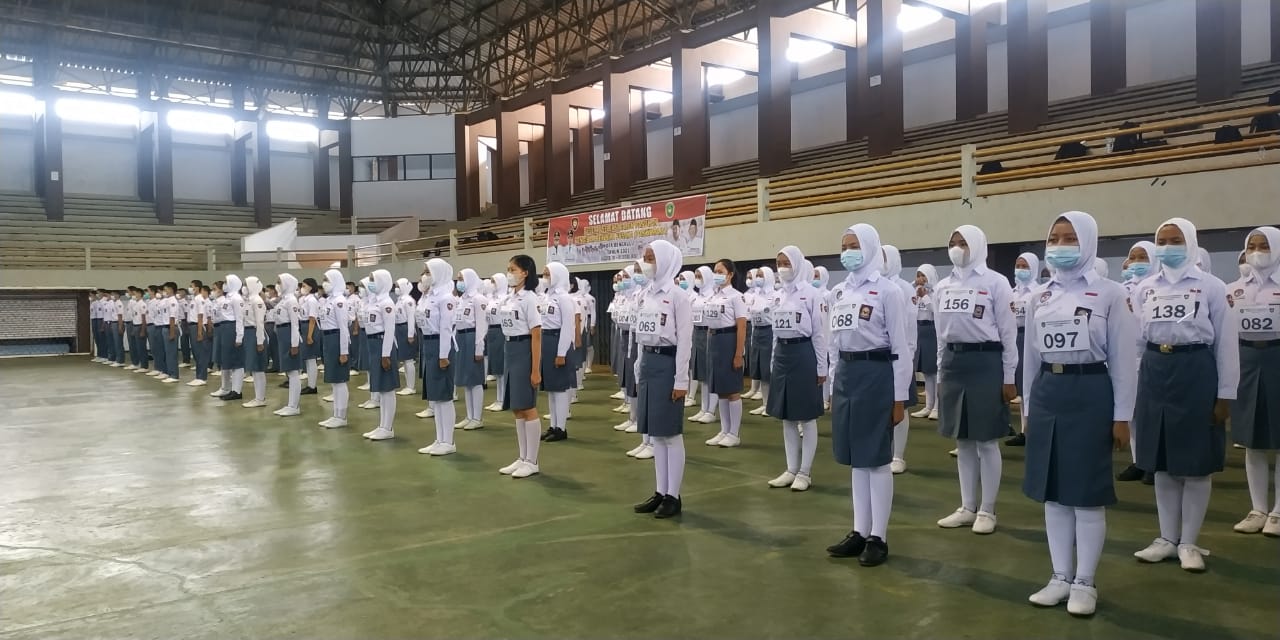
[706,392,718,415]
[749,379,760,394]
[547,391,560,428]
[955,440,979,512]
[463,385,476,421]
[653,437,669,495]
[1074,506,1106,586]
[717,399,730,434]
[782,421,801,473]
[727,399,743,437]
[1245,449,1270,513]
[333,382,349,419]
[666,435,686,497]
[852,468,872,536]
[232,369,245,393]
[306,359,318,389]
[702,389,711,414]
[380,392,396,431]
[641,433,652,445]
[800,420,818,476]
[1044,501,1076,581]
[436,401,456,444]
[892,418,910,461]
[515,418,528,460]
[254,372,267,402]
[468,386,483,421]
[1130,431,1138,464]
[1180,475,1212,547]
[628,397,637,424]
[403,360,417,392]
[689,379,699,402]
[496,375,507,404]
[220,369,231,393]
[524,417,542,464]
[553,392,571,430]
[924,374,937,410]
[760,382,770,403]
[287,371,301,408]
[976,438,1002,513]
[869,464,893,539]
[1154,472,1184,543]
[1273,454,1280,513]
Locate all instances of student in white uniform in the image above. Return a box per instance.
[453,268,489,430]
[880,246,919,474]
[361,269,401,441]
[825,223,912,566]
[1006,252,1042,447]
[416,259,458,455]
[910,265,940,420]
[688,267,719,424]
[272,274,304,417]
[1021,211,1137,617]
[703,260,749,447]
[485,273,510,411]
[539,262,580,442]
[746,267,777,415]
[1132,218,1239,572]
[240,276,270,408]
[210,276,245,400]
[613,266,642,434]
[1115,241,1160,482]
[127,288,148,371]
[186,285,208,385]
[1228,226,1280,536]
[631,239,694,518]
[394,278,418,397]
[299,278,322,396]
[677,270,699,407]
[498,255,545,478]
[934,224,1019,535]
[764,246,829,492]
[145,286,166,380]
[814,266,834,409]
[318,270,353,429]
[109,291,126,367]
[743,268,762,401]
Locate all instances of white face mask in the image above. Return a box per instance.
[948,246,970,267]
[322,281,333,293]
[421,274,433,288]
[1245,251,1271,270]
[1239,263,1252,278]
[776,267,793,282]
[640,262,656,279]
[539,277,550,289]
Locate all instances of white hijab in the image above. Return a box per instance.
[1155,217,1201,283]
[649,239,683,290]
[1245,226,1280,284]
[842,223,884,287]
[1047,211,1100,285]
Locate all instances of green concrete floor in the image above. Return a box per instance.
[1,357,1277,639]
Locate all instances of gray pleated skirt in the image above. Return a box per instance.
[216,322,243,370]
[638,349,683,438]
[540,329,577,392]
[622,339,639,398]
[1232,342,1280,449]
[419,335,453,401]
[766,339,823,421]
[574,330,588,369]
[365,332,401,393]
[748,324,773,381]
[692,327,710,381]
[914,321,937,374]
[486,325,505,375]
[1023,369,1117,507]
[453,329,485,387]
[395,323,416,360]
[242,327,266,373]
[938,348,1009,441]
[301,328,321,360]
[275,325,302,372]
[707,329,743,396]
[1014,328,1026,396]
[321,330,349,383]
[502,337,537,411]
[350,325,364,371]
[832,357,894,468]
[1135,348,1224,476]
[610,328,625,379]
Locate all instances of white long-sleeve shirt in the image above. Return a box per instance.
[934,267,1019,384]
[634,281,693,391]
[771,279,830,378]
[828,271,914,402]
[1132,267,1239,399]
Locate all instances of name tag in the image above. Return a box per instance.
[829,302,859,331]
[1036,315,1091,353]
[940,288,977,313]
[1237,304,1279,333]
[636,311,660,336]
[703,306,721,319]
[1143,291,1197,323]
[1013,300,1028,320]
[692,308,704,323]
[750,310,765,324]
[773,312,798,331]
[499,309,517,329]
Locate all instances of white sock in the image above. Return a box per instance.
[955,439,979,512]
[379,391,396,431]
[782,421,801,473]
[1074,507,1106,586]
[1154,472,1184,543]
[468,386,484,421]
[548,391,560,427]
[515,418,528,460]
[654,437,669,494]
[525,418,542,464]
[852,467,871,536]
[219,370,231,393]
[553,392,570,430]
[1180,475,1212,547]
[497,375,507,404]
[628,397,637,424]
[689,380,699,403]
[306,359,318,389]
[760,382,770,403]
[333,382,349,419]
[727,399,742,437]
[749,380,760,394]
[799,420,818,475]
[232,368,245,393]
[702,389,712,415]
[436,401,456,444]
[892,417,910,460]
[1044,501,1076,580]
[1130,431,1138,464]
[1245,449,1270,513]
[287,370,301,408]
[923,374,937,410]
[253,371,267,402]
[869,464,893,539]
[642,433,652,445]
[665,435,685,497]
[403,359,416,392]
[976,438,1002,513]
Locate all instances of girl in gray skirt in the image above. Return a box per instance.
[454,269,489,430]
[416,259,458,456]
[747,267,777,416]
[539,262,581,442]
[498,255,545,479]
[485,273,509,412]
[703,260,748,447]
[360,269,402,441]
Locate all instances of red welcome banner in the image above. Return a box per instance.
[545,194,708,266]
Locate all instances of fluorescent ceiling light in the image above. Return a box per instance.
[265,120,318,142]
[785,39,834,63]
[898,4,942,31]
[643,90,672,106]
[705,67,746,86]
[0,91,35,115]
[167,110,234,135]
[55,98,139,125]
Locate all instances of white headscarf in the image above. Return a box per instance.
[815,266,830,289]
[1245,226,1280,284]
[1130,241,1157,265]
[951,224,989,279]
[1155,217,1201,283]
[278,273,298,297]
[225,274,243,296]
[1196,247,1212,272]
[324,269,346,296]
[916,264,938,289]
[842,224,884,286]
[1093,258,1109,280]
[425,258,453,294]
[245,276,264,299]
[880,244,903,279]
[461,269,482,295]
[1017,252,1041,283]
[678,270,695,291]
[547,261,571,293]
[1047,210,1100,284]
[759,266,776,291]
[695,266,714,294]
[371,269,393,301]
[492,273,509,297]
[395,277,411,298]
[777,245,810,290]
[648,239,683,290]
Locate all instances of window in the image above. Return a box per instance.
[352,154,456,181]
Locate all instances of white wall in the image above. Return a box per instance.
[352,115,453,155]
[351,180,456,220]
[709,103,758,166]
[791,81,847,150]
[0,117,35,192]
[904,54,959,128]
[173,141,233,201]
[350,114,457,219]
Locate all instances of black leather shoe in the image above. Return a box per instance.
[279,380,290,389]
[827,531,867,558]
[1005,433,1026,447]
[222,391,243,401]
[300,386,318,396]
[654,495,682,519]
[539,427,556,441]
[545,428,568,442]
[859,536,889,566]
[1116,464,1144,482]
[1141,471,1155,485]
[634,492,664,514]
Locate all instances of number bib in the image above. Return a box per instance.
[1012,300,1028,321]
[636,311,660,336]
[940,288,977,313]
[691,307,704,324]
[1237,304,1279,334]
[773,312,797,331]
[1143,291,1197,323]
[1036,314,1091,353]
[703,306,721,320]
[499,309,517,330]
[829,301,859,332]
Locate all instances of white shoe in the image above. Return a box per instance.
[148,371,163,377]
[319,417,348,429]
[396,387,415,396]
[910,407,931,418]
[366,428,395,441]
[357,383,371,391]
[948,448,959,457]
[455,418,472,429]
[417,442,440,454]
[111,362,124,368]
[937,508,977,528]
[429,442,456,456]
[748,405,767,416]
[972,511,997,534]
[634,444,655,460]
[242,398,268,408]
[212,370,222,376]
[511,462,540,478]
[485,402,501,411]
[1028,577,1072,607]
[890,458,907,474]
[350,370,361,375]
[463,419,484,430]
[927,409,939,420]
[625,444,644,457]
[1134,538,1178,563]
[1067,583,1097,617]
[415,408,431,418]
[613,403,630,413]
[717,434,741,448]
[486,374,497,382]
[695,413,718,424]
[1265,512,1280,537]
[688,411,706,422]
[624,421,638,433]
[274,406,301,417]
[162,377,179,384]
[542,413,552,420]
[499,459,523,475]
[136,368,150,374]
[610,390,624,400]
[790,474,812,491]
[1234,510,1267,534]
[209,390,227,398]
[322,394,334,402]
[123,365,137,371]
[1233,443,1245,449]
[768,471,796,488]
[1177,544,1209,572]
[705,433,726,446]
[424,407,435,417]
[364,400,382,410]
[613,420,633,432]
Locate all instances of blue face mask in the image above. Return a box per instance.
[612,282,622,292]
[1044,246,1082,270]
[679,281,689,290]
[840,249,864,271]
[1014,268,1032,283]
[1155,245,1187,268]
[811,279,822,288]
[455,281,466,293]
[1130,262,1151,277]
[712,274,727,287]
[619,279,633,290]
[632,273,647,286]
[1121,268,1136,281]
[366,282,378,294]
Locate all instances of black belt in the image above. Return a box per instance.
[543,329,561,335]
[839,349,896,362]
[777,336,812,345]
[643,345,676,356]
[1146,342,1209,354]
[1240,338,1280,349]
[1040,362,1107,375]
[947,341,1002,353]
[395,323,407,328]
[1017,327,1026,334]
[710,327,737,335]
[918,320,934,326]
[752,323,773,329]
[507,334,532,342]
[456,327,476,334]
[489,324,502,329]
[323,329,339,335]
[214,321,228,326]
[366,332,384,338]
[422,334,440,339]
